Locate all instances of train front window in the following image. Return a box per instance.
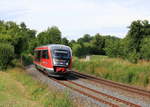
[53,50,70,59]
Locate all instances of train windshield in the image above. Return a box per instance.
[53,50,70,59]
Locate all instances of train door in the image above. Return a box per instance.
[34,50,41,65]
[41,50,50,68]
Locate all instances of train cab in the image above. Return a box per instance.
[33,44,72,77]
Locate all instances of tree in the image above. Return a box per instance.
[91,33,105,55]
[37,26,62,45]
[77,34,92,43]
[104,36,126,58]
[47,26,61,44]
[20,22,26,29]
[105,39,121,57]
[126,20,143,53]
[140,37,150,60]
[37,32,49,45]
[28,38,39,54]
[61,37,69,46]
[69,40,76,48]
[0,21,36,56]
[83,42,92,55]
[125,20,150,61]
[0,43,14,69]
[72,43,83,57]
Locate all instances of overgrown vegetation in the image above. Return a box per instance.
[0,43,14,69]
[0,19,150,90]
[0,68,72,107]
[73,56,150,89]
[72,20,150,63]
[1,20,150,69]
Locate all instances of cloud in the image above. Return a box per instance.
[0,0,150,40]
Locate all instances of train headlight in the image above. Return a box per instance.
[66,62,68,66]
[53,59,57,65]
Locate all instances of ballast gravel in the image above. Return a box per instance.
[26,65,150,107]
[26,66,108,107]
[70,78,150,107]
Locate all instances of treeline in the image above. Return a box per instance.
[0,21,36,69]
[0,21,70,69]
[71,20,150,63]
[0,20,150,69]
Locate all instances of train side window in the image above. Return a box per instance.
[35,50,41,62]
[42,50,49,59]
[34,51,37,58]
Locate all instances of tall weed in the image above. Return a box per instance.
[73,55,150,88]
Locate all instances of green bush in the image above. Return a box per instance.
[127,50,140,63]
[73,56,150,88]
[21,53,33,66]
[72,44,83,57]
[140,37,150,60]
[0,43,14,70]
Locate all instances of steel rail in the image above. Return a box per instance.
[51,78,119,107]
[67,80,141,107]
[72,71,150,97]
[36,69,119,107]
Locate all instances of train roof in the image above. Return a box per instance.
[35,44,71,51]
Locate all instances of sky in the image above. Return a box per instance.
[0,0,150,40]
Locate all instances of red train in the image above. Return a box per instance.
[33,44,72,77]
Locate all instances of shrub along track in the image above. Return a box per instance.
[71,71,150,97]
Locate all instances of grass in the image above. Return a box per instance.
[0,68,72,107]
[73,55,150,90]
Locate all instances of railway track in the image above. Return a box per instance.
[36,68,141,107]
[35,70,119,106]
[71,71,150,97]
[51,78,141,107]
[28,66,148,107]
